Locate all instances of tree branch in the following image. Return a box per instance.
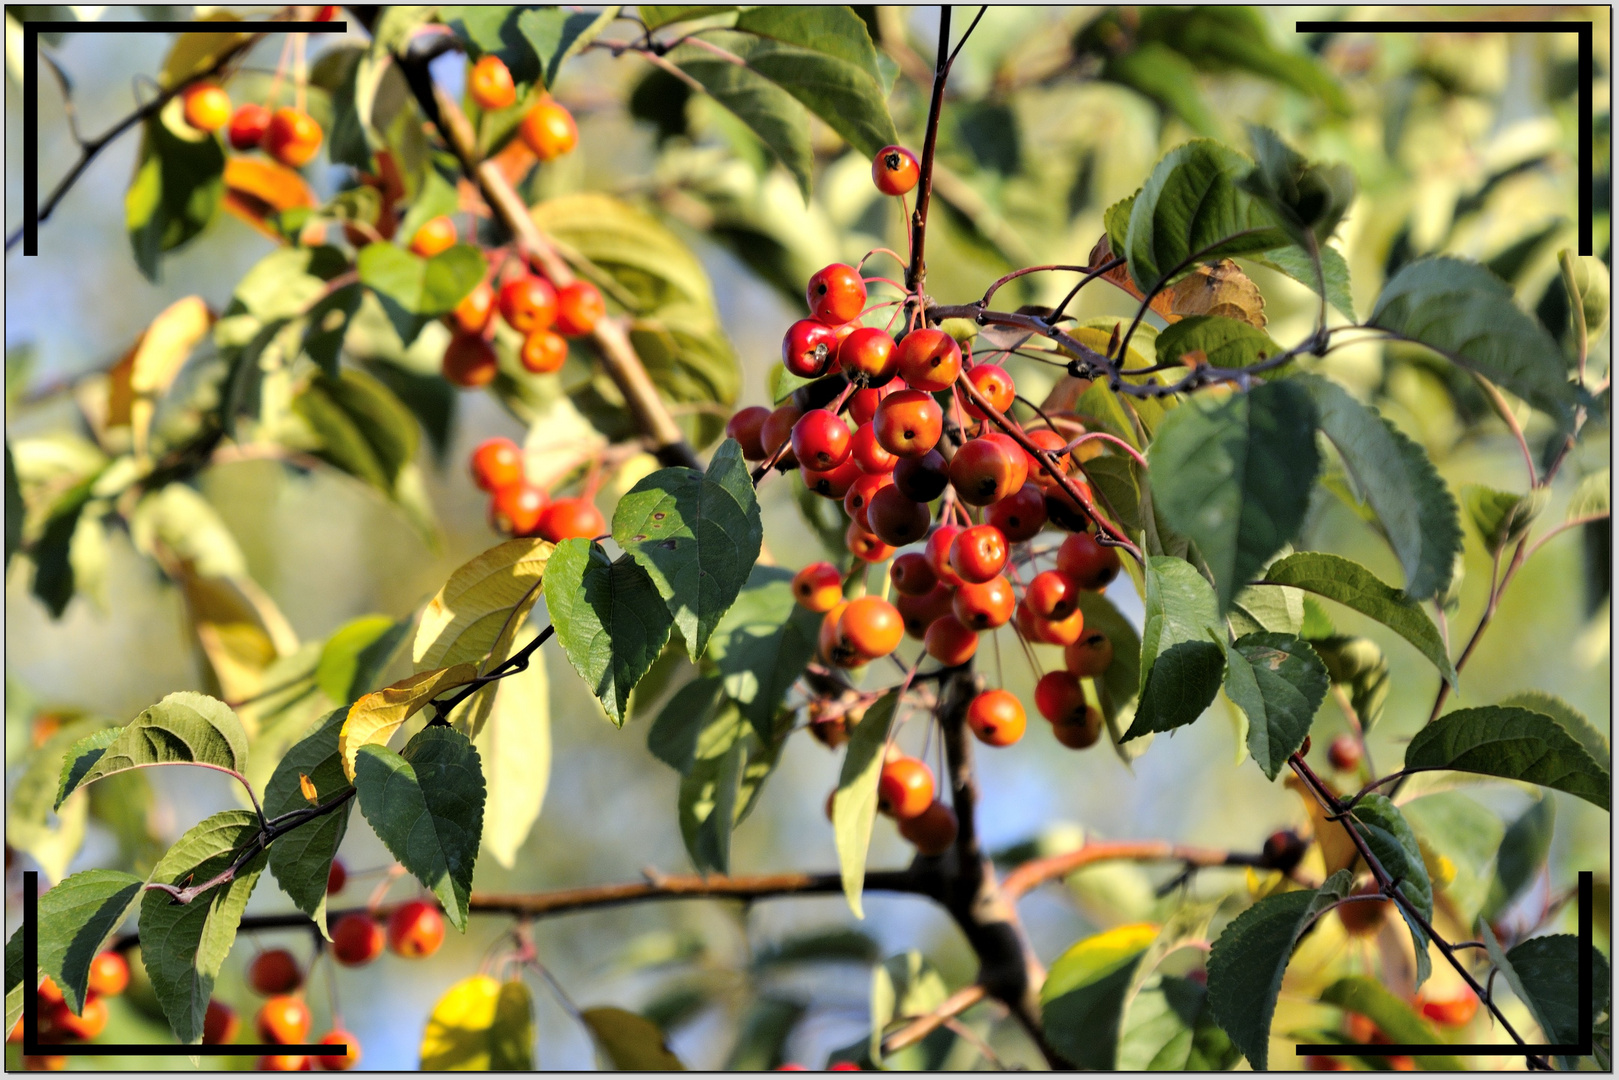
[904,7,953,296]
[391,43,699,470]
[880,983,987,1055]
[1001,839,1270,901]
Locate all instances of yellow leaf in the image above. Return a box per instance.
[471,627,550,866]
[419,975,535,1071]
[298,774,318,804]
[130,296,214,396]
[580,1007,686,1071]
[1285,773,1360,878]
[223,157,319,241]
[177,571,299,704]
[1167,259,1267,329]
[413,539,553,676]
[338,664,480,781]
[158,15,248,88]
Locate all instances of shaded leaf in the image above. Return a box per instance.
[354,725,485,931]
[1499,690,1610,765]
[1041,922,1158,1069]
[1349,794,1433,986]
[1262,552,1456,685]
[1254,243,1355,321]
[1499,934,1611,1055]
[1404,706,1610,811]
[704,564,818,739]
[263,707,352,937]
[1401,791,1503,927]
[672,43,813,197]
[1155,315,1279,370]
[1138,556,1221,695]
[582,1006,686,1070]
[1301,375,1462,600]
[126,105,226,281]
[1318,978,1461,1069]
[515,6,618,89]
[648,675,725,774]
[1118,974,1238,1071]
[1221,632,1329,779]
[139,809,267,1044]
[1462,484,1545,557]
[1149,380,1319,610]
[1482,796,1556,922]
[316,614,409,703]
[1125,640,1225,740]
[1206,869,1353,1070]
[419,974,535,1070]
[544,539,674,725]
[56,692,247,808]
[291,368,420,493]
[33,869,144,1015]
[678,699,781,874]
[1370,257,1576,428]
[832,691,898,919]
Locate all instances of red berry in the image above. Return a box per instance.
[877,756,935,820]
[849,422,898,474]
[845,520,894,563]
[1019,601,1085,646]
[782,319,841,378]
[1328,735,1362,772]
[898,799,958,855]
[331,913,385,967]
[263,107,323,168]
[387,900,446,958]
[248,949,303,996]
[1064,631,1114,678]
[1034,671,1088,724]
[894,329,962,393]
[554,280,605,336]
[893,450,949,502]
[842,471,893,529]
[806,264,867,325]
[838,327,897,382]
[924,613,978,666]
[872,145,920,196]
[801,456,863,499]
[791,409,852,471]
[985,483,1047,542]
[726,406,771,460]
[326,858,346,895]
[442,332,499,388]
[471,437,524,492]
[761,405,802,467]
[966,689,1026,747]
[1056,530,1121,590]
[896,583,955,639]
[46,995,107,1040]
[953,575,1014,630]
[489,482,547,536]
[950,436,1027,507]
[889,552,937,596]
[873,389,943,458]
[538,497,605,542]
[866,484,931,547]
[963,364,1015,419]
[924,523,966,587]
[793,562,843,613]
[227,102,271,150]
[848,382,897,425]
[1052,706,1104,749]
[1026,570,1081,620]
[1023,428,1072,483]
[203,1000,239,1045]
[498,276,558,333]
[949,524,1008,584]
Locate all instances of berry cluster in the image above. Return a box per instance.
[11,951,127,1069]
[727,144,1128,856]
[470,436,606,542]
[178,80,326,169]
[442,264,603,389]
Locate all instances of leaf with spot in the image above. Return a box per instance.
[832,691,898,919]
[1300,375,1462,601]
[1262,552,1456,685]
[1205,869,1353,1070]
[613,439,763,660]
[263,707,353,937]
[139,809,268,1044]
[354,725,485,931]
[544,539,675,725]
[56,692,248,808]
[1219,632,1329,779]
[1404,705,1610,811]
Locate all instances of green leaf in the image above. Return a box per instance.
[301,282,364,378]
[1228,583,1304,636]
[1403,705,1610,811]
[612,439,764,659]
[5,930,23,1038]
[316,615,409,703]
[1261,552,1457,685]
[1254,243,1355,321]
[870,950,949,1063]
[700,28,897,159]
[419,974,536,1070]
[1040,922,1163,1069]
[471,627,550,870]
[1101,44,1218,137]
[1119,974,1238,1071]
[1155,315,1282,370]
[543,539,675,725]
[678,699,781,874]
[532,193,718,319]
[292,368,420,493]
[56,691,249,808]
[33,869,144,1015]
[1299,375,1462,601]
[725,996,807,1071]
[1136,7,1349,112]
[648,675,725,774]
[638,6,733,31]
[9,716,104,883]
[1075,591,1144,749]
[734,5,884,84]
[1499,690,1610,765]
[140,809,268,1044]
[1220,632,1329,779]
[515,6,618,89]
[1239,125,1355,249]
[1126,640,1225,740]
[263,707,353,937]
[752,927,879,969]
[672,44,814,197]
[1149,381,1320,610]
[357,242,486,316]
[1138,556,1221,694]
[1124,139,1289,292]
[1462,484,1545,557]
[5,442,22,569]
[126,106,226,281]
[1369,256,1576,429]
[1317,978,1461,1069]
[1482,796,1555,922]
[1566,467,1610,521]
[1310,635,1389,732]
[582,1006,687,1070]
[832,691,898,919]
[1205,869,1354,1070]
[1348,794,1433,986]
[705,565,820,740]
[1500,934,1611,1054]
[354,725,485,931]
[29,473,97,618]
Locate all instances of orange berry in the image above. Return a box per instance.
[966,689,1026,747]
[1056,530,1121,590]
[952,575,1014,631]
[1027,570,1081,620]
[46,995,106,1040]
[519,97,578,160]
[387,900,446,958]
[537,497,605,542]
[1419,992,1479,1027]
[924,614,978,666]
[793,562,843,613]
[255,995,311,1044]
[87,952,128,998]
[894,328,962,393]
[837,596,904,660]
[182,82,232,133]
[949,524,1008,584]
[963,364,1015,419]
[316,1030,361,1070]
[409,215,457,257]
[872,145,920,196]
[1337,884,1391,937]
[36,977,63,1006]
[498,276,558,333]
[897,800,957,854]
[877,756,935,820]
[449,281,495,335]
[519,329,568,374]
[1064,631,1114,678]
[554,280,605,336]
[806,264,867,326]
[845,520,894,563]
[469,55,517,111]
[471,437,524,492]
[442,332,499,388]
[489,482,547,537]
[257,1054,311,1071]
[263,107,323,168]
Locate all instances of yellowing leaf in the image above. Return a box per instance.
[472,628,549,866]
[413,539,553,676]
[158,16,249,88]
[1286,772,1359,878]
[581,1007,686,1071]
[338,664,479,781]
[298,773,318,804]
[222,157,319,240]
[177,570,298,703]
[130,296,214,396]
[419,975,535,1071]
[1167,259,1267,328]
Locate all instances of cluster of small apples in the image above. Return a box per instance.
[9,950,128,1069]
[440,264,605,389]
[468,435,606,541]
[720,142,1127,857]
[177,80,325,169]
[1303,990,1479,1071]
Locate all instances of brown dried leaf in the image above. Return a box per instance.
[1167,259,1267,329]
